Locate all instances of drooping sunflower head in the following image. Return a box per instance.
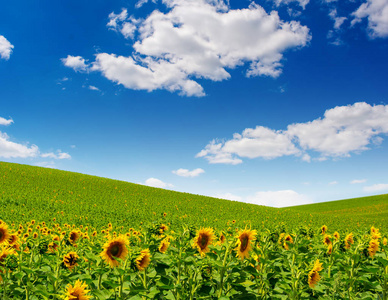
[321,225,328,235]
[136,249,151,271]
[192,228,214,256]
[308,259,323,288]
[158,238,170,253]
[344,233,354,249]
[235,228,257,260]
[327,243,333,255]
[368,239,379,258]
[100,235,129,268]
[323,234,332,246]
[0,223,10,245]
[63,251,79,270]
[64,280,92,300]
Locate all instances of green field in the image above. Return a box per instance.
[1,161,387,233]
[1,161,387,299]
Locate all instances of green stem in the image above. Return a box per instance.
[218,242,232,298]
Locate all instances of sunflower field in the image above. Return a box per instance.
[0,219,387,299]
[1,162,388,299]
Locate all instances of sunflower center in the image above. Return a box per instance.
[199,236,209,249]
[0,231,3,242]
[70,233,76,241]
[110,244,121,257]
[240,236,249,252]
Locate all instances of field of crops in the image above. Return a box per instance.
[1,161,387,299]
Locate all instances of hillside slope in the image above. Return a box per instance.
[1,161,387,232]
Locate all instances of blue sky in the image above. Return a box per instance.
[1,0,388,207]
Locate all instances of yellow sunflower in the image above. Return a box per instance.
[0,245,15,264]
[136,249,151,271]
[63,252,79,270]
[0,223,10,245]
[7,233,18,246]
[158,238,170,253]
[383,237,387,246]
[234,228,257,260]
[333,232,340,240]
[327,243,333,255]
[344,233,354,249]
[69,230,80,244]
[283,234,293,250]
[100,235,129,267]
[192,228,214,256]
[308,259,323,288]
[63,280,92,300]
[321,225,328,235]
[368,239,379,258]
[323,234,332,246]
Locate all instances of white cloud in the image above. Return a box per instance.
[352,0,388,38]
[70,0,311,96]
[198,102,388,164]
[136,0,157,8]
[0,131,39,158]
[0,117,13,126]
[35,161,56,168]
[246,190,311,207]
[61,55,89,72]
[329,9,347,30]
[0,35,14,60]
[329,181,338,185]
[172,168,205,177]
[144,177,174,188]
[88,85,100,91]
[363,183,388,192]
[40,150,71,159]
[272,0,309,9]
[350,179,367,184]
[215,192,242,202]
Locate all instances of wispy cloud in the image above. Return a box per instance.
[363,183,388,192]
[350,179,367,184]
[172,168,205,177]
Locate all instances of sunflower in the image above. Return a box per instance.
[235,228,257,260]
[368,239,379,258]
[192,228,214,256]
[100,235,129,267]
[63,280,92,300]
[63,252,79,270]
[69,230,80,244]
[218,233,226,245]
[0,245,15,264]
[0,223,10,245]
[158,238,170,253]
[383,237,387,246]
[8,233,18,246]
[308,259,323,288]
[326,243,333,254]
[344,233,354,249]
[323,234,332,246]
[283,234,293,250]
[321,225,328,235]
[136,249,151,271]
[333,232,340,240]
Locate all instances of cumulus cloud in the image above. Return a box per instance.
[352,0,388,38]
[0,117,71,160]
[172,168,205,177]
[144,177,174,188]
[0,35,14,60]
[246,190,311,207]
[0,131,39,158]
[350,179,367,184]
[0,117,13,126]
[198,102,388,164]
[61,55,89,72]
[329,9,347,30]
[363,183,388,192]
[66,0,311,96]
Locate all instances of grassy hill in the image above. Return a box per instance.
[1,161,387,233]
